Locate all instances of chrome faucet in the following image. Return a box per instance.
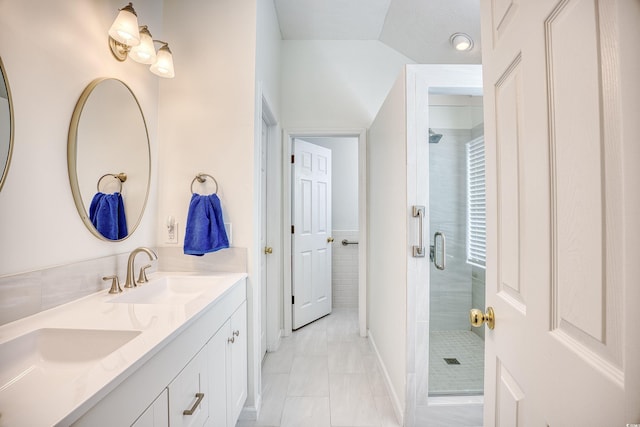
[124,247,158,288]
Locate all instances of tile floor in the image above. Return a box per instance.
[236,308,401,427]
[428,330,484,395]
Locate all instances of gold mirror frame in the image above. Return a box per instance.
[0,56,14,192]
[68,78,151,241]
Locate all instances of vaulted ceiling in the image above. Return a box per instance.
[273,0,482,64]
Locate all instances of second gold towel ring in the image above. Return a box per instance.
[97,173,127,193]
[191,173,218,195]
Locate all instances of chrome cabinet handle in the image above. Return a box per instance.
[183,392,205,415]
[412,206,425,257]
[233,330,240,337]
[432,231,446,270]
[228,336,235,343]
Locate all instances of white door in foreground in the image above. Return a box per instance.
[480,0,640,424]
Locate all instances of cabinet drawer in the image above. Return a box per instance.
[168,348,209,427]
[132,389,169,427]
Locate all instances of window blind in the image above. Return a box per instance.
[466,136,486,268]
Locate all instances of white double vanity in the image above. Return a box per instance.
[0,272,248,427]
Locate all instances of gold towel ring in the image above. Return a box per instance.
[97,173,127,193]
[190,173,218,195]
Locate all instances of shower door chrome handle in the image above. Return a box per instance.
[431,231,446,270]
[412,206,425,257]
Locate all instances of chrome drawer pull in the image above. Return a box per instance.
[183,392,205,416]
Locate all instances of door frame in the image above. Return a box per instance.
[405,65,483,423]
[282,128,367,337]
[260,96,282,354]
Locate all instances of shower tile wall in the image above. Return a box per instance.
[429,128,473,332]
[469,123,486,340]
[331,230,359,308]
[471,267,486,340]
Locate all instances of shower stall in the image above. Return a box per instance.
[368,64,485,427]
[414,91,486,425]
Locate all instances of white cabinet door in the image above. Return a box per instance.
[168,347,209,427]
[207,323,229,427]
[207,301,247,427]
[132,389,169,427]
[227,302,247,427]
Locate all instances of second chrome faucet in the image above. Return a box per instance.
[124,247,158,289]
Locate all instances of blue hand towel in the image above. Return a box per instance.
[89,192,128,240]
[184,193,229,256]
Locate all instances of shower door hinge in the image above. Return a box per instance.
[291,154,295,164]
[291,225,294,234]
[292,295,295,304]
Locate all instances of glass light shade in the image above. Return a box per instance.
[108,5,140,46]
[129,27,156,64]
[451,33,473,51]
[150,45,175,78]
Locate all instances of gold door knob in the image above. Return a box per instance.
[327,237,334,243]
[264,246,273,254]
[470,307,495,330]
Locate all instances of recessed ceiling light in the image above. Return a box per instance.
[450,33,474,51]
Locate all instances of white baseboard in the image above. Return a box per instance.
[266,329,283,353]
[239,393,261,421]
[368,329,404,426]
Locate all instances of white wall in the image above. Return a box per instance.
[158,0,281,417]
[255,0,284,380]
[429,94,484,129]
[281,40,414,129]
[368,73,408,419]
[0,0,161,276]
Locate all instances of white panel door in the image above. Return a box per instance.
[260,117,268,360]
[292,139,332,329]
[480,0,639,424]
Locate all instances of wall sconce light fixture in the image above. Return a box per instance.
[108,3,175,78]
[449,33,474,51]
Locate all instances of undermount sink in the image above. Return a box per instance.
[0,328,140,392]
[107,275,221,305]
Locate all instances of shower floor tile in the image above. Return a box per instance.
[428,330,484,395]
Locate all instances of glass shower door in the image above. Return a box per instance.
[427,98,486,398]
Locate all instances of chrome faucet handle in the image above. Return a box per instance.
[103,275,122,294]
[137,264,152,285]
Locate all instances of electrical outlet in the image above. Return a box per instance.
[166,221,178,244]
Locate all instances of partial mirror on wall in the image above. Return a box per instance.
[0,56,14,192]
[68,78,150,241]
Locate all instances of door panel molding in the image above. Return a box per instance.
[546,0,624,370]
[491,0,519,46]
[495,53,525,312]
[496,360,524,427]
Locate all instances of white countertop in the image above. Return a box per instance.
[0,271,247,427]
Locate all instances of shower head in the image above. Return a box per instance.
[429,128,443,144]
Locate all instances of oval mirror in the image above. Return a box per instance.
[68,78,150,241]
[0,56,14,192]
